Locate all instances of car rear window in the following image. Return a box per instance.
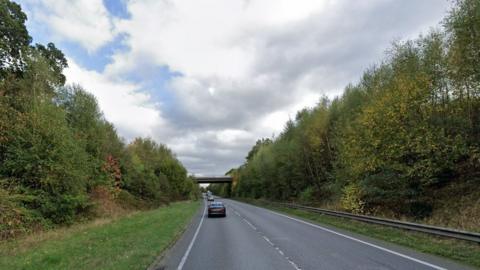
[209,203,224,208]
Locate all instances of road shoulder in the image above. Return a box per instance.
[150,201,206,270]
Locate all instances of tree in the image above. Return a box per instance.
[232,0,480,218]
[0,0,31,78]
[34,43,68,85]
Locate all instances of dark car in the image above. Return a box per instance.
[208,202,226,217]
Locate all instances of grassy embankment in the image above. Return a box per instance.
[0,201,200,270]
[239,198,480,268]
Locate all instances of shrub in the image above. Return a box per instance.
[35,193,92,224]
[0,189,45,240]
[340,183,365,214]
[299,187,315,203]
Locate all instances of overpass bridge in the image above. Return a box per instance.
[194,176,232,184]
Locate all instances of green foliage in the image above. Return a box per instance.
[298,187,315,204]
[122,138,192,204]
[0,0,197,238]
[340,183,364,214]
[35,193,91,225]
[246,138,272,162]
[0,0,31,77]
[208,182,232,198]
[34,43,68,85]
[0,189,45,239]
[233,0,480,218]
[56,85,126,190]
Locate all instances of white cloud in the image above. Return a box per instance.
[64,59,163,139]
[24,0,452,175]
[111,0,451,175]
[25,0,116,52]
[108,0,329,79]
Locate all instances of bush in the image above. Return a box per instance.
[340,184,365,214]
[0,189,45,240]
[298,187,315,203]
[116,190,150,209]
[35,193,92,224]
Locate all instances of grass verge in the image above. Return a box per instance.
[240,198,480,268]
[0,200,200,270]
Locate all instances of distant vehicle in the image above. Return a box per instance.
[208,201,226,217]
[207,195,214,201]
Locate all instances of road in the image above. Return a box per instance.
[154,198,473,270]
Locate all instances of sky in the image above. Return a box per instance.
[17,0,451,176]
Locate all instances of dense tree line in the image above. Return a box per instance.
[230,0,480,218]
[0,0,198,239]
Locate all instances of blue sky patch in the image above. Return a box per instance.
[61,34,129,72]
[103,0,130,19]
[126,65,183,110]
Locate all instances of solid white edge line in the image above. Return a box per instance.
[267,210,447,270]
[177,203,207,270]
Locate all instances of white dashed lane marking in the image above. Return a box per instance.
[242,218,257,230]
[236,212,302,270]
[263,236,274,246]
[287,258,302,270]
[267,210,445,270]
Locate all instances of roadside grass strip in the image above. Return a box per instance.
[0,201,200,270]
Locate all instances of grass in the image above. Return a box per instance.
[0,200,200,270]
[240,198,480,269]
[425,184,480,232]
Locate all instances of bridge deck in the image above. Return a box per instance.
[195,177,232,184]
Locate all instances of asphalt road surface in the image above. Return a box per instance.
[154,198,473,270]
